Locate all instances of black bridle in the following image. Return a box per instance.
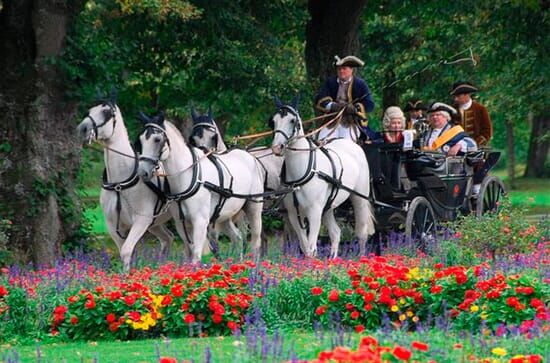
[270,106,302,144]
[85,102,117,140]
[138,123,170,167]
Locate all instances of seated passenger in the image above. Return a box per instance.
[363,106,405,144]
[421,102,477,156]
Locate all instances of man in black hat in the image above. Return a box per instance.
[404,99,427,130]
[315,55,375,141]
[421,102,475,156]
[450,81,492,147]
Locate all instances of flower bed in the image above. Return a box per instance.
[0,244,548,342]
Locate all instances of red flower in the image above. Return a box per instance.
[70,316,79,325]
[109,322,121,332]
[128,311,141,322]
[328,289,340,302]
[315,305,327,315]
[53,305,68,315]
[411,341,429,352]
[0,285,8,298]
[350,311,360,320]
[67,295,79,304]
[106,313,116,324]
[159,357,178,363]
[212,314,223,324]
[506,296,519,308]
[363,292,375,302]
[171,284,183,297]
[184,313,195,324]
[161,295,173,306]
[354,324,365,333]
[227,320,238,331]
[393,346,412,361]
[311,286,323,295]
[85,299,96,309]
[124,295,136,306]
[430,285,443,294]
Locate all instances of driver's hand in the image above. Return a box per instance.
[344,104,357,115]
[447,143,462,156]
[330,102,345,112]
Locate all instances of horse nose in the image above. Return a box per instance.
[271,144,284,156]
[77,124,88,139]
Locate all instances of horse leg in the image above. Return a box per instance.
[285,198,309,256]
[105,219,127,253]
[351,196,376,256]
[119,217,153,272]
[172,218,194,261]
[243,200,263,260]
[218,219,244,260]
[305,206,323,257]
[189,217,209,264]
[322,209,341,258]
[148,224,174,261]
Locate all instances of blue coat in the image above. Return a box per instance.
[315,76,375,121]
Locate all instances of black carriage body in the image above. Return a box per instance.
[363,144,492,232]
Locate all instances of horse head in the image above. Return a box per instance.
[77,89,118,143]
[269,94,301,156]
[136,111,169,181]
[189,106,219,152]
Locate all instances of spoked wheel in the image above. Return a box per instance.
[405,196,437,251]
[475,176,506,217]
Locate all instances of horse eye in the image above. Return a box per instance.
[153,136,162,143]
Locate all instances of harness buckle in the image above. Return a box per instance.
[114,184,122,192]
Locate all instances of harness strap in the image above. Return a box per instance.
[101,152,141,240]
[165,147,202,201]
[206,154,234,225]
[319,147,344,213]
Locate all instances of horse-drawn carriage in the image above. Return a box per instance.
[77,96,506,268]
[363,142,505,247]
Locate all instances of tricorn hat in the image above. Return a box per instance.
[450,81,478,95]
[403,99,427,112]
[334,55,364,68]
[426,102,457,115]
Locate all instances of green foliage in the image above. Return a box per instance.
[63,0,310,142]
[451,198,544,259]
[360,0,548,164]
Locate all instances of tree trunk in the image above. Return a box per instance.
[305,0,368,86]
[382,69,399,110]
[505,120,516,189]
[0,0,84,267]
[524,114,550,178]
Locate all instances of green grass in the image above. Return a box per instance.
[2,330,548,363]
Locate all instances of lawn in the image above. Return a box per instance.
[3,330,549,363]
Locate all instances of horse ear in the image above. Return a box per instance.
[191,107,199,123]
[109,87,118,104]
[208,106,213,120]
[273,94,283,109]
[138,111,151,124]
[291,94,300,110]
[155,111,165,124]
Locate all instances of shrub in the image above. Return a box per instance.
[451,199,544,260]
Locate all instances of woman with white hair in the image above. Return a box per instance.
[422,102,477,156]
[363,106,406,144]
[382,106,406,143]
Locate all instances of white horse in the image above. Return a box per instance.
[188,108,297,248]
[76,99,184,271]
[270,96,375,257]
[136,112,265,263]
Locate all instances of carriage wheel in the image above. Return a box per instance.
[405,197,437,251]
[475,176,506,217]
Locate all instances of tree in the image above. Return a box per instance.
[0,0,85,266]
[524,115,549,177]
[305,0,368,85]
